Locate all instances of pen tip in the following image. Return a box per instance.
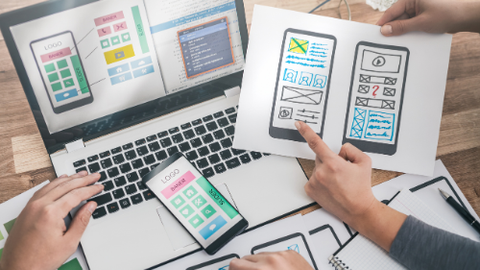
[439,188,450,200]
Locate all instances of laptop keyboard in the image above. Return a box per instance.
[72,106,267,219]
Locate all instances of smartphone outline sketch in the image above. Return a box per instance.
[251,232,319,270]
[269,29,336,142]
[342,41,409,155]
[186,253,240,270]
[30,31,93,114]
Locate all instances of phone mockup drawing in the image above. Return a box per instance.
[186,253,240,270]
[343,42,409,155]
[30,31,92,114]
[270,28,336,142]
[143,153,248,255]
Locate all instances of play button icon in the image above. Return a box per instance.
[372,56,386,67]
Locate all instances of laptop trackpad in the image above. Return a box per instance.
[156,183,238,250]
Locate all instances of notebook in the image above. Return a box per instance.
[328,189,455,270]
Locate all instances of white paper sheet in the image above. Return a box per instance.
[0,181,90,270]
[234,5,452,176]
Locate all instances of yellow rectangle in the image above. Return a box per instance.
[104,44,135,65]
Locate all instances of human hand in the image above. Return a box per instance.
[0,171,103,270]
[229,251,314,270]
[376,0,480,36]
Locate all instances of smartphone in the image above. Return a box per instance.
[342,42,409,155]
[30,31,92,114]
[143,152,248,255]
[270,28,336,142]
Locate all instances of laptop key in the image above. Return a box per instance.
[120,163,132,173]
[168,127,180,134]
[146,134,157,141]
[107,202,119,214]
[148,141,160,152]
[136,146,149,156]
[225,158,241,169]
[88,193,113,206]
[157,131,168,138]
[143,190,155,200]
[202,134,214,144]
[125,150,137,160]
[101,158,113,169]
[206,121,218,131]
[113,188,125,199]
[139,168,150,178]
[88,155,99,162]
[144,154,156,165]
[155,150,168,161]
[119,198,131,209]
[202,167,215,178]
[203,115,213,122]
[190,138,202,148]
[126,172,139,182]
[88,163,100,173]
[186,150,198,161]
[181,123,192,130]
[208,154,221,164]
[137,181,147,190]
[113,154,125,164]
[172,133,184,143]
[102,181,114,192]
[160,138,172,148]
[232,148,246,155]
[213,130,225,140]
[92,207,107,219]
[179,142,191,152]
[192,119,202,125]
[209,142,221,153]
[150,164,159,170]
[135,139,146,146]
[220,149,232,160]
[168,146,179,156]
[240,153,251,164]
[228,113,237,123]
[214,111,224,118]
[122,143,133,150]
[99,171,107,182]
[251,152,263,160]
[217,118,229,127]
[132,159,144,169]
[213,163,227,174]
[220,138,232,148]
[195,126,207,135]
[183,129,195,140]
[225,107,235,114]
[76,167,87,173]
[125,184,137,195]
[225,126,235,136]
[198,146,210,157]
[107,167,119,178]
[114,176,127,187]
[73,159,86,167]
[196,158,209,168]
[111,147,122,154]
[131,193,143,205]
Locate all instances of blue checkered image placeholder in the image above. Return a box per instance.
[350,107,366,138]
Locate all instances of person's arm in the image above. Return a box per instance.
[376,0,480,36]
[0,171,103,270]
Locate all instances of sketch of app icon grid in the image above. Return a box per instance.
[359,74,397,85]
[361,49,402,73]
[283,68,297,83]
[281,86,323,105]
[186,253,240,270]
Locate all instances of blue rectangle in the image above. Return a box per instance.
[55,89,78,102]
[150,2,236,34]
[179,22,227,43]
[110,72,133,85]
[199,215,227,240]
[130,56,153,69]
[132,65,154,78]
[364,110,395,141]
[107,63,130,77]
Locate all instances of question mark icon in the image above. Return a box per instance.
[372,85,379,98]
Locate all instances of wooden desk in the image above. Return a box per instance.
[0,1,479,218]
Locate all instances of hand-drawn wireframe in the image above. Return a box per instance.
[343,42,409,155]
[278,106,293,119]
[270,29,336,142]
[251,232,319,270]
[186,253,240,270]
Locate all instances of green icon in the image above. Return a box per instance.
[4,218,16,234]
[57,59,68,69]
[51,82,63,92]
[201,204,216,219]
[180,204,194,218]
[121,32,131,42]
[48,72,59,83]
[44,63,56,73]
[188,214,204,228]
[60,69,71,79]
[58,258,82,270]
[101,39,110,49]
[111,36,121,46]
[171,195,185,209]
[192,195,207,209]
[183,186,198,199]
[63,78,75,88]
[0,229,3,241]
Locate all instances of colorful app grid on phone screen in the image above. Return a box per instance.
[271,30,336,139]
[146,157,242,247]
[30,31,90,108]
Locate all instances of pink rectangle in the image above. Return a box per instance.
[40,47,72,63]
[94,11,125,27]
[97,26,112,37]
[113,21,128,32]
[161,171,195,199]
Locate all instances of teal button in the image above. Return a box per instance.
[57,59,68,69]
[188,214,204,228]
[171,195,185,209]
[44,63,56,73]
[192,195,207,209]
[60,69,71,79]
[51,82,62,92]
[48,72,59,83]
[201,204,216,219]
[183,186,198,199]
[180,204,194,218]
[101,39,110,49]
[121,32,131,42]
[63,78,74,88]
[111,36,121,46]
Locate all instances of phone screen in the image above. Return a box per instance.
[143,153,247,254]
[343,42,409,155]
[270,29,336,142]
[30,31,92,113]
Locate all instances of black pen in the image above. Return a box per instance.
[439,188,480,235]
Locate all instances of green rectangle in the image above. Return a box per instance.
[196,177,238,219]
[0,248,3,261]
[48,72,59,83]
[44,63,56,73]
[4,218,16,234]
[70,55,89,94]
[57,59,68,69]
[64,78,74,88]
[51,82,62,92]
[0,229,3,241]
[131,6,149,54]
[60,68,71,78]
[58,258,82,270]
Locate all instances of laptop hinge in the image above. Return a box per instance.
[224,86,241,98]
[65,139,85,153]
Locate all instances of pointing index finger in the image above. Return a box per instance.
[295,121,334,160]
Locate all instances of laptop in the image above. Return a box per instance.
[0,0,314,269]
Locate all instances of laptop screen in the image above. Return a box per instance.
[0,0,248,153]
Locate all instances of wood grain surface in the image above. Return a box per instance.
[0,1,478,219]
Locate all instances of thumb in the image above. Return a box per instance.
[380,16,423,36]
[66,201,96,242]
